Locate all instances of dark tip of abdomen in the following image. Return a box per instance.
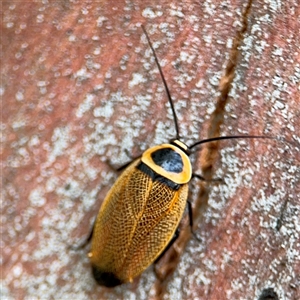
[92,265,123,287]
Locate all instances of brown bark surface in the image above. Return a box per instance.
[2,1,300,299]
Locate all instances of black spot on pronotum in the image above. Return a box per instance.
[151,148,183,173]
[258,288,279,300]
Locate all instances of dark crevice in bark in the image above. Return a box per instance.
[154,2,255,298]
[202,0,253,178]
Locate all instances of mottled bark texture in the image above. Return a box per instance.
[2,1,300,300]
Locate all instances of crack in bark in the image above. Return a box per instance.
[153,2,255,298]
[202,0,253,178]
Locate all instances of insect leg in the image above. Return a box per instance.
[192,173,206,181]
[187,200,194,228]
[192,173,223,183]
[187,200,202,242]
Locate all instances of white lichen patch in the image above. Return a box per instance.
[29,187,47,207]
[48,126,70,163]
[142,7,163,19]
[96,16,108,27]
[128,72,147,88]
[76,93,95,118]
[266,0,282,12]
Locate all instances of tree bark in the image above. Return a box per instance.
[2,1,300,299]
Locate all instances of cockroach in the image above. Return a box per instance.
[88,26,287,287]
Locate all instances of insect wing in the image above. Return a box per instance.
[90,159,188,283]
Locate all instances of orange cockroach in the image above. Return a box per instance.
[88,26,285,287]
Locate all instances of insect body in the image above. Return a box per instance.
[89,140,191,286]
[88,26,278,287]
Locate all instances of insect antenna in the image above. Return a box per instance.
[188,135,285,152]
[142,25,180,140]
